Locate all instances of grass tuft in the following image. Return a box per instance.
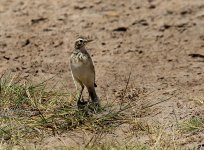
[0,73,153,148]
[0,73,192,149]
[179,116,204,133]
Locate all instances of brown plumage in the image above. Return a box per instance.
[70,37,99,106]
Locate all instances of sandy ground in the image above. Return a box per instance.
[1,0,204,149]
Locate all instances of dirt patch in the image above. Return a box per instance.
[0,0,204,149]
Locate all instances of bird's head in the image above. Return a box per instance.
[74,37,93,49]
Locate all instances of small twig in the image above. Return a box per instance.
[31,72,61,89]
[123,69,132,97]
[120,68,132,109]
[84,133,96,148]
[172,105,179,125]
[142,92,179,110]
[91,132,104,147]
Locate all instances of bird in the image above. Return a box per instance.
[70,37,99,108]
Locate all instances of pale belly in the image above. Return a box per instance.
[70,60,95,86]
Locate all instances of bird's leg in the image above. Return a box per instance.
[77,84,88,109]
[72,76,84,102]
[78,84,84,102]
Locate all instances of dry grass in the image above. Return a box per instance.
[179,116,204,134]
[0,73,202,149]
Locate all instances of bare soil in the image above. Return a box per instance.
[0,0,204,149]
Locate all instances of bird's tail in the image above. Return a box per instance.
[88,87,99,103]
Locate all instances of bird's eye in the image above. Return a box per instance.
[79,40,83,43]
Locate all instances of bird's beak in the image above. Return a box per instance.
[85,39,93,43]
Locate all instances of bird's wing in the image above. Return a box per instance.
[90,58,96,81]
[86,51,97,86]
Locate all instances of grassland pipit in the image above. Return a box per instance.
[70,37,99,107]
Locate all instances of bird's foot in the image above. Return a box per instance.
[77,97,88,109]
[88,99,101,112]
